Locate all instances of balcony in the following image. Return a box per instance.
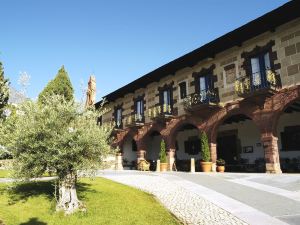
[148,104,174,121]
[235,70,281,98]
[183,89,220,112]
[124,114,145,128]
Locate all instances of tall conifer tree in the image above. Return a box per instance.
[0,62,9,117]
[38,66,74,103]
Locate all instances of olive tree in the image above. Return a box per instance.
[0,95,113,214]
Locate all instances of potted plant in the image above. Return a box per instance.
[159,139,168,172]
[216,159,225,172]
[200,131,212,172]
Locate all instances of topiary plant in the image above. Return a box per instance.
[159,139,167,163]
[200,131,211,162]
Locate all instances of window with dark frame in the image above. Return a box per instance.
[135,99,144,122]
[115,107,122,128]
[179,81,187,100]
[281,126,300,151]
[250,52,271,87]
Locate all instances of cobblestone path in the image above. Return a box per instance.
[102,173,247,225]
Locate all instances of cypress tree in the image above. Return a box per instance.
[38,66,74,103]
[0,62,9,117]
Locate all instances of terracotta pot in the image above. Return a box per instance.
[217,165,225,173]
[200,161,212,172]
[160,163,168,172]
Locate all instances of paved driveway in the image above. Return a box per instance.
[101,171,300,225]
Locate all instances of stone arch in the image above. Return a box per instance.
[137,122,165,143]
[164,116,200,148]
[209,103,258,144]
[270,85,300,135]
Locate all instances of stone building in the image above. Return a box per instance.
[96,0,300,173]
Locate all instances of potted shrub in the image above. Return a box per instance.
[159,139,168,172]
[200,131,212,172]
[216,159,225,172]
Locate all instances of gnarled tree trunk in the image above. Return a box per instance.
[56,172,83,215]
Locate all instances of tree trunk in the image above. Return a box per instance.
[56,172,83,215]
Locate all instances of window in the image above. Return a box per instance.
[198,75,212,101]
[135,99,144,122]
[184,137,200,155]
[179,81,187,100]
[163,89,171,106]
[115,108,122,128]
[250,52,271,87]
[97,116,103,126]
[281,126,300,151]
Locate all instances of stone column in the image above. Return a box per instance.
[136,140,146,164]
[209,143,217,172]
[167,148,176,171]
[261,133,282,174]
[190,158,195,173]
[115,153,123,170]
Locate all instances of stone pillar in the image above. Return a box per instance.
[137,150,146,164]
[167,149,176,171]
[261,133,282,174]
[190,158,195,173]
[209,143,217,172]
[156,160,161,172]
[136,140,146,165]
[115,153,123,170]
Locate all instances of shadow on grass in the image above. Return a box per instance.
[0,179,96,205]
[19,217,47,225]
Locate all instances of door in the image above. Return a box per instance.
[217,135,237,165]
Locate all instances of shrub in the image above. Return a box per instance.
[159,140,167,163]
[200,131,210,162]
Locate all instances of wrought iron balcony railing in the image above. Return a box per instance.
[183,89,219,110]
[235,69,280,97]
[148,104,173,120]
[124,114,145,127]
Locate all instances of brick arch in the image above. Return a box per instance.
[208,103,258,144]
[137,122,165,143]
[163,116,201,148]
[119,129,139,149]
[270,85,300,136]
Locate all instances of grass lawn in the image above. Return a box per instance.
[0,178,180,225]
[0,170,11,178]
[0,170,55,178]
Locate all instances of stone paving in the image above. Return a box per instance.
[101,172,247,225]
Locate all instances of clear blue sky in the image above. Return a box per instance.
[0,0,289,101]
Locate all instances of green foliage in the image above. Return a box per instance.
[200,131,210,162]
[159,139,167,163]
[0,62,10,118]
[0,178,180,225]
[38,66,74,103]
[216,158,225,166]
[0,95,112,180]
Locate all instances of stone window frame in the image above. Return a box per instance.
[192,64,217,94]
[157,82,175,112]
[222,61,239,89]
[241,40,280,78]
[177,79,189,102]
[113,104,124,129]
[132,94,146,122]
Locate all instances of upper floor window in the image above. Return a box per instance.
[163,89,171,106]
[115,107,122,128]
[198,74,213,101]
[135,99,144,121]
[250,52,271,87]
[178,81,187,100]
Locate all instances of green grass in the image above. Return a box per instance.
[0,170,55,178]
[0,178,180,225]
[0,170,11,178]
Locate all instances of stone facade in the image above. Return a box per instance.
[99,4,300,173]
